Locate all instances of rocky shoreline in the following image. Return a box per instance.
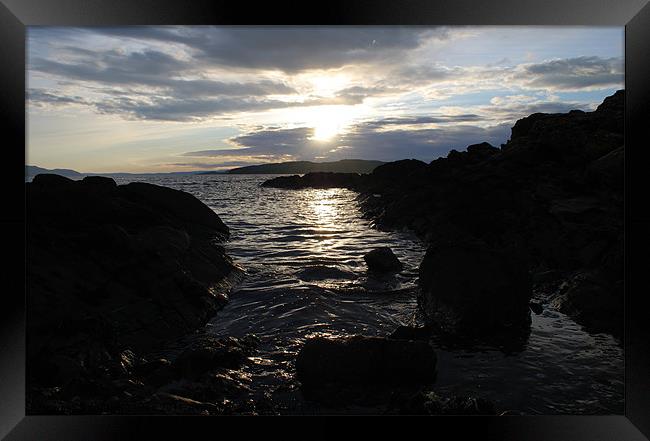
[263,90,624,342]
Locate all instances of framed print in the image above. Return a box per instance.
[1,0,649,439]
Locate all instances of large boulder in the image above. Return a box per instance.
[363,247,403,273]
[418,238,532,335]
[118,182,229,235]
[295,335,437,387]
[27,175,241,413]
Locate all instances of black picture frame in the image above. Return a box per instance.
[1,0,649,439]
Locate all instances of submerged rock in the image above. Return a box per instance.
[418,238,532,335]
[295,335,436,388]
[363,247,403,273]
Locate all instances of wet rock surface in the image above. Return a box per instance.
[27,176,243,414]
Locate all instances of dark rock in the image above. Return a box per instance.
[80,176,117,193]
[532,270,561,284]
[26,176,241,414]
[550,272,622,338]
[587,146,623,190]
[118,182,229,235]
[389,325,432,341]
[443,395,497,415]
[295,335,436,387]
[134,357,171,376]
[137,225,191,257]
[363,247,403,273]
[140,392,222,415]
[145,361,176,387]
[418,238,532,335]
[173,335,258,380]
[370,159,427,181]
[352,91,623,340]
[31,173,74,187]
[261,171,361,189]
[529,301,543,315]
[399,391,496,415]
[466,142,499,159]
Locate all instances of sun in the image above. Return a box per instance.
[312,119,341,141]
[305,105,361,142]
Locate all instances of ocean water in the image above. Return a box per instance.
[113,173,623,415]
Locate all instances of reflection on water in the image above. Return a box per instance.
[115,174,623,414]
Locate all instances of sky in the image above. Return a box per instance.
[26,26,624,173]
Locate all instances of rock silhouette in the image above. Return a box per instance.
[27,175,243,413]
[364,247,403,273]
[261,171,362,189]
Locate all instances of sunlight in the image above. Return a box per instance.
[303,105,364,142]
[309,74,350,96]
[312,118,341,141]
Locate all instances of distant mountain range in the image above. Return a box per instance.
[26,165,84,178]
[215,159,385,175]
[26,159,386,179]
[25,165,200,179]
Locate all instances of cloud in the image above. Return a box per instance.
[29,48,296,102]
[169,161,264,169]
[31,54,295,96]
[76,27,448,72]
[28,26,623,124]
[183,119,512,163]
[362,114,483,128]
[482,94,595,120]
[91,96,301,122]
[514,56,623,91]
[27,89,89,106]
[184,127,314,157]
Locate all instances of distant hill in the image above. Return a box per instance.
[26,165,84,179]
[26,165,201,179]
[223,159,385,175]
